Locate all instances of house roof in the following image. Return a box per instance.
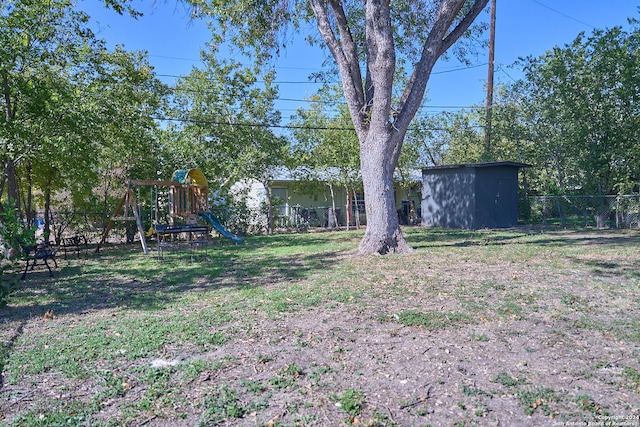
[271,166,361,183]
[271,166,421,183]
[422,161,531,172]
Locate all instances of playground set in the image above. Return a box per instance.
[97,168,243,254]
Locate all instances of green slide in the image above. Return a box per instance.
[199,211,244,244]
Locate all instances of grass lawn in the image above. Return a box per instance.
[1,227,639,426]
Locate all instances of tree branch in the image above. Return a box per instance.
[364,61,374,118]
[365,0,395,130]
[394,0,489,138]
[440,0,489,55]
[328,0,364,102]
[310,0,367,137]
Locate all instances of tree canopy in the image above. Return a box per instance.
[516,23,640,195]
[1,0,166,242]
[431,22,640,197]
[188,0,490,254]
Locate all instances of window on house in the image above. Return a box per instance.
[271,188,287,216]
[351,193,365,214]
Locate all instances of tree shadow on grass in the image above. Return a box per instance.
[565,256,640,279]
[406,226,640,250]
[405,227,529,249]
[0,235,358,325]
[6,227,635,324]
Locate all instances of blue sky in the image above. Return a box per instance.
[78,0,639,125]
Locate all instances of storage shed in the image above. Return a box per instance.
[421,161,530,229]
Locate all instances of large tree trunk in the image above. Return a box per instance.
[358,131,413,254]
[310,0,489,255]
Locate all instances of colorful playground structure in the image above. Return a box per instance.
[98,168,243,254]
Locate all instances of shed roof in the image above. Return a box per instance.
[422,161,531,172]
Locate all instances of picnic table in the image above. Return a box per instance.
[155,224,208,241]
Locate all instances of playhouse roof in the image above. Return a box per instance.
[172,169,208,187]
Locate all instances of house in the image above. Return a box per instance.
[421,161,530,229]
[233,168,422,228]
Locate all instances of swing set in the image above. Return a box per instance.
[97,168,242,254]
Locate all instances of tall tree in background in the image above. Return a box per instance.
[1,0,166,241]
[189,0,490,254]
[516,23,640,195]
[88,47,168,236]
[167,52,287,233]
[0,0,98,210]
[421,110,485,165]
[434,86,536,169]
[290,90,361,229]
[430,21,640,199]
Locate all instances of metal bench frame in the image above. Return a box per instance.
[21,243,58,280]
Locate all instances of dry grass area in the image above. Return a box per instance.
[0,227,639,426]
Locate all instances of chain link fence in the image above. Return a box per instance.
[522,195,640,229]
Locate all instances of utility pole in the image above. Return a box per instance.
[484,0,496,159]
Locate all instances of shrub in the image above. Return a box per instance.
[0,202,34,307]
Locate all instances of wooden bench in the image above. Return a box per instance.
[21,243,58,280]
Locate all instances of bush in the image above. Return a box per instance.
[0,251,15,308]
[0,203,35,307]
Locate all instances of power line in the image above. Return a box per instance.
[161,83,479,109]
[153,113,487,132]
[530,0,595,29]
[160,83,481,113]
[432,63,487,74]
[153,63,488,115]
[155,62,487,83]
[149,54,327,73]
[155,73,328,84]
[154,115,356,131]
[149,54,202,63]
[497,64,519,83]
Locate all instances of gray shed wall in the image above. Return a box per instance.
[421,163,524,229]
[474,167,520,228]
[421,168,476,229]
